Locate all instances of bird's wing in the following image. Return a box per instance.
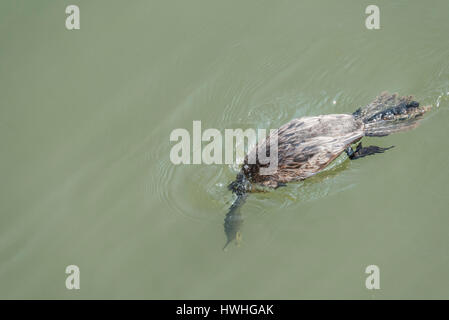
[277,132,364,180]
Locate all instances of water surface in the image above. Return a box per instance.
[1,0,449,299]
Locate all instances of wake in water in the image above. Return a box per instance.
[224,92,431,249]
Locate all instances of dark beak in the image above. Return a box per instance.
[222,239,233,251]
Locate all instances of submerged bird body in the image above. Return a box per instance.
[224,92,431,249]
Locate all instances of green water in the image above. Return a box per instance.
[1,0,449,299]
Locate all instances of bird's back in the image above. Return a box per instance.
[245,114,364,186]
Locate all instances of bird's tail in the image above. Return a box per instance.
[352,92,431,137]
